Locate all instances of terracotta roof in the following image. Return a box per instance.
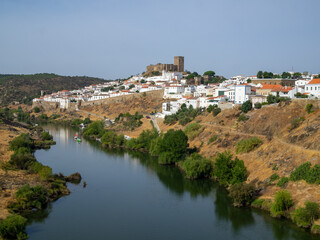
[260,84,283,91]
[308,78,320,84]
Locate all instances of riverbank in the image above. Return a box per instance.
[0,121,81,239]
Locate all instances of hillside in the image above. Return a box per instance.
[0,73,107,105]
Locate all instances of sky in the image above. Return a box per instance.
[0,0,319,79]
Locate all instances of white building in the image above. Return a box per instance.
[305,78,320,97]
[164,84,185,99]
[234,85,252,104]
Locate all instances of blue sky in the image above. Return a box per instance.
[0,0,319,79]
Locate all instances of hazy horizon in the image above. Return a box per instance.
[1,0,319,79]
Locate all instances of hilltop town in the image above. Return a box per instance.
[32,56,320,118]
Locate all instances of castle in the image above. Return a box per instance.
[146,56,184,73]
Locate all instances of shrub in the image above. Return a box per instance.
[229,183,256,207]
[251,198,265,208]
[290,162,311,181]
[306,164,320,184]
[83,121,105,138]
[306,103,314,114]
[241,101,252,113]
[207,104,215,113]
[238,113,248,122]
[208,135,218,144]
[9,134,33,152]
[270,173,280,182]
[214,151,248,186]
[9,150,36,170]
[158,130,189,164]
[235,137,262,154]
[34,107,40,113]
[181,153,214,179]
[291,201,320,228]
[254,103,262,109]
[163,105,201,126]
[212,106,221,116]
[277,177,289,187]
[41,131,53,141]
[8,184,48,212]
[290,117,305,130]
[0,214,28,240]
[270,190,293,218]
[230,158,248,185]
[184,122,204,140]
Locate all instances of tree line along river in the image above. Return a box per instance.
[25,124,320,240]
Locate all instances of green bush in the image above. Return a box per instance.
[229,182,256,207]
[9,151,36,170]
[0,214,28,240]
[290,117,305,130]
[241,101,252,113]
[184,122,204,140]
[235,137,262,154]
[157,130,189,164]
[115,112,143,130]
[83,121,106,138]
[251,198,265,208]
[238,113,248,122]
[306,164,320,184]
[34,107,40,113]
[214,151,248,186]
[306,103,314,114]
[254,103,262,109]
[292,201,320,228]
[8,184,48,212]
[181,153,214,179]
[290,162,311,181]
[9,134,33,152]
[207,104,215,113]
[41,131,53,141]
[208,135,218,144]
[277,177,289,187]
[270,173,280,182]
[270,190,293,218]
[163,105,201,126]
[212,106,222,116]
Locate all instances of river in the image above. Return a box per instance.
[26,125,320,240]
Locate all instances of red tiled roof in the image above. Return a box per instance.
[308,78,320,84]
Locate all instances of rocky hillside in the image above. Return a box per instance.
[0,73,107,105]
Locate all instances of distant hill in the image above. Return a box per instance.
[0,73,107,105]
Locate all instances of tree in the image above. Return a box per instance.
[270,190,293,217]
[247,78,252,83]
[158,129,189,164]
[282,72,292,79]
[34,107,40,113]
[231,158,248,184]
[293,72,302,79]
[0,214,28,240]
[203,71,215,77]
[241,100,252,113]
[292,201,320,228]
[257,71,263,79]
[129,84,135,89]
[214,151,234,186]
[229,183,256,207]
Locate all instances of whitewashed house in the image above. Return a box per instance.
[234,85,252,104]
[305,79,320,97]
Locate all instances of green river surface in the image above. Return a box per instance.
[25,125,320,240]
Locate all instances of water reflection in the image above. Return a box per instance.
[27,125,320,240]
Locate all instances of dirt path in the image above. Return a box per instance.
[202,122,320,154]
[77,109,109,120]
[151,116,161,133]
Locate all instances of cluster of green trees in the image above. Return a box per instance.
[164,104,201,126]
[241,100,252,113]
[114,112,143,130]
[71,117,92,127]
[6,134,54,180]
[101,86,115,92]
[0,214,28,240]
[181,153,213,179]
[207,104,221,116]
[267,94,290,104]
[8,184,48,213]
[257,71,302,79]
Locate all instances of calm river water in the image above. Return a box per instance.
[26,125,320,240]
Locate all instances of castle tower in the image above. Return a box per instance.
[174,56,184,72]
